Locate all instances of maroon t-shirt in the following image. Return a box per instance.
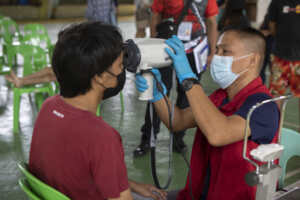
[29,95,129,200]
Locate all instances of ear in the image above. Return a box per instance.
[250,53,260,67]
[92,73,105,89]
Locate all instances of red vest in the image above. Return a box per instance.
[177,77,279,200]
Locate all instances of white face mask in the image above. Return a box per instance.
[210,54,252,89]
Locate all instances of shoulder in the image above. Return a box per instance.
[235,92,279,121]
[39,95,60,113]
[88,117,122,144]
[240,93,280,144]
[240,93,279,114]
[42,95,59,106]
[244,93,273,104]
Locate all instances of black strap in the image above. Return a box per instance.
[174,0,194,33]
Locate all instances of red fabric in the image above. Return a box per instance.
[151,0,218,33]
[177,77,279,200]
[29,95,129,200]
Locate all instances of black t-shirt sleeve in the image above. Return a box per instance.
[235,93,280,144]
[268,0,278,22]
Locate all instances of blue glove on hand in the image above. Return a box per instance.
[135,69,167,103]
[165,35,197,83]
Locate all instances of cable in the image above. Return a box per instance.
[148,70,173,190]
[143,70,195,200]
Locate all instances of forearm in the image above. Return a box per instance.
[21,67,56,86]
[150,12,162,37]
[206,16,218,56]
[154,97,196,132]
[185,85,246,146]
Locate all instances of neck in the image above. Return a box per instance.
[62,89,104,115]
[226,73,258,100]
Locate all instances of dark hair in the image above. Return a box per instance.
[218,0,249,31]
[52,21,123,98]
[218,9,250,31]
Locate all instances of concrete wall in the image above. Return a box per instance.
[0,6,40,20]
[53,4,86,19]
[0,0,135,20]
[0,0,265,24]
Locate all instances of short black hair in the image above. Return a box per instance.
[52,21,123,98]
[222,27,266,71]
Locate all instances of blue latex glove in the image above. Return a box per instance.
[135,69,167,103]
[165,35,197,83]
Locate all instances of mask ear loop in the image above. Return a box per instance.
[105,70,118,77]
[95,78,108,89]
[233,53,253,61]
[233,53,254,76]
[95,69,119,89]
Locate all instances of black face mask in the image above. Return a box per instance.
[103,69,126,100]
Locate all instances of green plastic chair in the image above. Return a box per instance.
[22,33,51,49]
[22,33,53,64]
[0,54,10,75]
[13,45,54,133]
[0,17,21,68]
[18,162,70,200]
[19,178,41,200]
[279,127,300,188]
[24,24,48,36]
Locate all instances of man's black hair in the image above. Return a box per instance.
[222,26,266,39]
[52,21,123,98]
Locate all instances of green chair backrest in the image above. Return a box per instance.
[0,17,20,44]
[24,24,48,36]
[22,33,52,50]
[279,128,300,188]
[14,44,48,76]
[19,178,41,200]
[18,162,70,200]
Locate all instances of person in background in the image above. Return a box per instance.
[268,0,300,131]
[218,0,249,31]
[86,0,117,25]
[216,0,226,23]
[135,0,153,38]
[133,0,219,157]
[259,1,274,84]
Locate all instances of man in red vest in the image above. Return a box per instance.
[135,27,280,200]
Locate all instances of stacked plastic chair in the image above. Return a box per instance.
[18,162,70,200]
[0,18,10,75]
[23,24,59,93]
[0,17,21,68]
[23,24,53,62]
[12,45,54,133]
[24,24,48,36]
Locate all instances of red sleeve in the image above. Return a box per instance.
[151,0,164,14]
[205,0,219,18]
[90,128,129,199]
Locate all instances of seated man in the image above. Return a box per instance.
[136,28,280,200]
[29,22,166,200]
